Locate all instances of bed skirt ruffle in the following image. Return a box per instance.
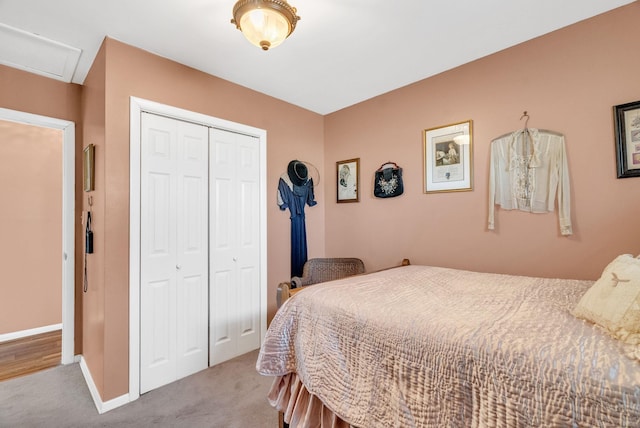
[267,373,353,428]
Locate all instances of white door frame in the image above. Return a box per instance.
[129,97,267,401]
[0,107,75,364]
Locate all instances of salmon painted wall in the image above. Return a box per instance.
[0,120,62,333]
[82,38,325,400]
[0,65,83,353]
[324,3,640,279]
[81,42,107,397]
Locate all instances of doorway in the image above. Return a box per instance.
[129,97,267,401]
[0,108,75,366]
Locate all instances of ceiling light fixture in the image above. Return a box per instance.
[231,0,300,51]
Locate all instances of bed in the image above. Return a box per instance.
[256,262,640,427]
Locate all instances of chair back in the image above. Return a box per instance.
[279,257,365,308]
[297,258,365,286]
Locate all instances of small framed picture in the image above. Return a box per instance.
[423,120,473,193]
[336,158,359,203]
[83,144,95,192]
[614,100,640,178]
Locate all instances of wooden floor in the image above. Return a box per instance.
[0,330,61,381]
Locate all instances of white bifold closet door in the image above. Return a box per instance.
[209,128,261,365]
[140,113,209,394]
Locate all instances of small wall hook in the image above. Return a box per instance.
[520,111,530,129]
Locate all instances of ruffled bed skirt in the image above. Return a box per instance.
[267,373,354,428]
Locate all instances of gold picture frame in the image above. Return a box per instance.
[423,120,473,193]
[83,144,95,192]
[336,158,360,203]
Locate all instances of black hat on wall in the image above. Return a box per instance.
[287,160,309,186]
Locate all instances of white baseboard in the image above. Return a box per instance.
[79,356,131,414]
[0,323,62,343]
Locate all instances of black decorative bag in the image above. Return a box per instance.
[374,162,404,198]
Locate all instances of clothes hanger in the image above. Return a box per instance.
[520,111,530,132]
[522,111,563,136]
[492,111,563,141]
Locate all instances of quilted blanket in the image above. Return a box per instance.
[256,265,640,427]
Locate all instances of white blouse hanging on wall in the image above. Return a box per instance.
[488,128,572,236]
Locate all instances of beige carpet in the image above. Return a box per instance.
[0,349,277,428]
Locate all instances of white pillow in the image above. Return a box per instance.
[572,254,640,358]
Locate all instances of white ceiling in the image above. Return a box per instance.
[0,0,634,115]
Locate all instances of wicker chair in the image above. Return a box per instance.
[277,258,365,308]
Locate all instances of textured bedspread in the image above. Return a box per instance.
[257,265,640,427]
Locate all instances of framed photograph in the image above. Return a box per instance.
[423,120,473,193]
[83,144,95,192]
[614,100,640,178]
[336,158,359,203]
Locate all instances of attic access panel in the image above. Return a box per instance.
[0,23,81,82]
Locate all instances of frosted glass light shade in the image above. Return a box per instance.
[231,0,300,51]
[240,8,289,50]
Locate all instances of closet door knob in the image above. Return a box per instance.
[176,264,182,270]
[233,257,237,262]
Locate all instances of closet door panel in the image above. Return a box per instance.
[176,273,207,378]
[175,120,209,379]
[141,113,208,393]
[237,265,260,354]
[140,114,178,394]
[211,270,232,341]
[236,137,261,354]
[210,173,234,362]
[209,129,261,365]
[209,131,238,365]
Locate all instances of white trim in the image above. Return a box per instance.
[259,119,268,342]
[129,97,267,401]
[0,323,63,343]
[0,108,75,365]
[129,101,142,401]
[61,120,75,365]
[80,356,130,414]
